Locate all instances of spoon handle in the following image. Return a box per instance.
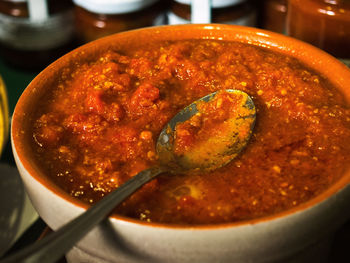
[0,167,165,263]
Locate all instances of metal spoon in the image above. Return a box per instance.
[0,89,256,263]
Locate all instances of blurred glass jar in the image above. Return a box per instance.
[287,0,350,65]
[261,0,287,34]
[0,0,76,69]
[73,0,167,43]
[168,0,256,26]
[0,74,9,157]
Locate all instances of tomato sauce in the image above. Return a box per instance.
[31,40,350,225]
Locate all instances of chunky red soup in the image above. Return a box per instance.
[32,40,350,225]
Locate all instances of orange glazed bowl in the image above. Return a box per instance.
[11,24,350,263]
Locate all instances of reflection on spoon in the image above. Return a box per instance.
[0,89,256,263]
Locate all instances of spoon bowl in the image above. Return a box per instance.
[157,89,256,172]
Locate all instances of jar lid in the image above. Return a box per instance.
[174,0,246,8]
[73,0,159,14]
[1,0,49,22]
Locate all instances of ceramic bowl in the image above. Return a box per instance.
[11,24,350,263]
